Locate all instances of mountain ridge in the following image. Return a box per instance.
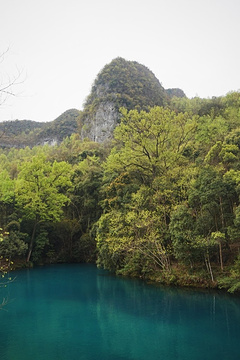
[0,57,185,148]
[0,109,80,148]
[80,57,185,142]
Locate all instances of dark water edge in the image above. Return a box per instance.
[0,263,240,360]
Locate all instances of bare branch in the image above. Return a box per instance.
[0,276,16,287]
[0,48,25,107]
[0,297,9,311]
[0,47,10,64]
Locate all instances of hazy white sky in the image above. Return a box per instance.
[1,0,240,122]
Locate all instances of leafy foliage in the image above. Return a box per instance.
[1,57,240,293]
[84,57,167,111]
[15,154,73,261]
[80,58,172,141]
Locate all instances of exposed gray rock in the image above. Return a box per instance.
[80,58,186,143]
[38,138,59,146]
[81,101,119,142]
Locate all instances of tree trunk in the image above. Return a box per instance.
[205,252,214,282]
[219,242,223,271]
[219,196,225,271]
[26,220,37,262]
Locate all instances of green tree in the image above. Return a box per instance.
[169,205,218,282]
[52,155,104,263]
[97,186,171,276]
[0,168,15,221]
[15,154,73,262]
[0,228,15,309]
[169,204,195,265]
[110,106,197,184]
[0,230,27,260]
[97,107,198,277]
[218,254,240,293]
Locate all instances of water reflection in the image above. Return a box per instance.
[95,269,240,360]
[0,264,239,360]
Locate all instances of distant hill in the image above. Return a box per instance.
[0,109,80,149]
[166,88,186,98]
[80,57,185,142]
[84,57,168,111]
[34,109,80,146]
[0,58,186,148]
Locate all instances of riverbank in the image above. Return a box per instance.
[116,262,240,294]
[7,257,239,294]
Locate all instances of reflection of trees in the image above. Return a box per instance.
[1,264,240,359]
[0,233,15,310]
[95,268,240,359]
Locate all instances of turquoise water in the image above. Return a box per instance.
[0,264,240,360]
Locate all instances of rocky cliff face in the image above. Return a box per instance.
[81,101,119,142]
[80,57,173,143]
[0,59,186,148]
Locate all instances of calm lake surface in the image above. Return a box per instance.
[0,264,240,360]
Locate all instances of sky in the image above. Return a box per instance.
[0,0,240,122]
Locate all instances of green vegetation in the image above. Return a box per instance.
[80,58,172,141]
[93,93,240,293]
[84,57,167,111]
[0,109,80,148]
[1,58,240,293]
[0,136,106,265]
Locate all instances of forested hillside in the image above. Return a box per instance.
[80,57,185,142]
[1,58,240,293]
[0,58,185,146]
[0,109,80,148]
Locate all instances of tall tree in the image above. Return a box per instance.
[111,106,197,184]
[15,154,72,261]
[97,107,198,276]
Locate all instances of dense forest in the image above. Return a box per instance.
[1,58,240,294]
[1,92,240,293]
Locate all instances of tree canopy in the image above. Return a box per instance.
[1,69,240,293]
